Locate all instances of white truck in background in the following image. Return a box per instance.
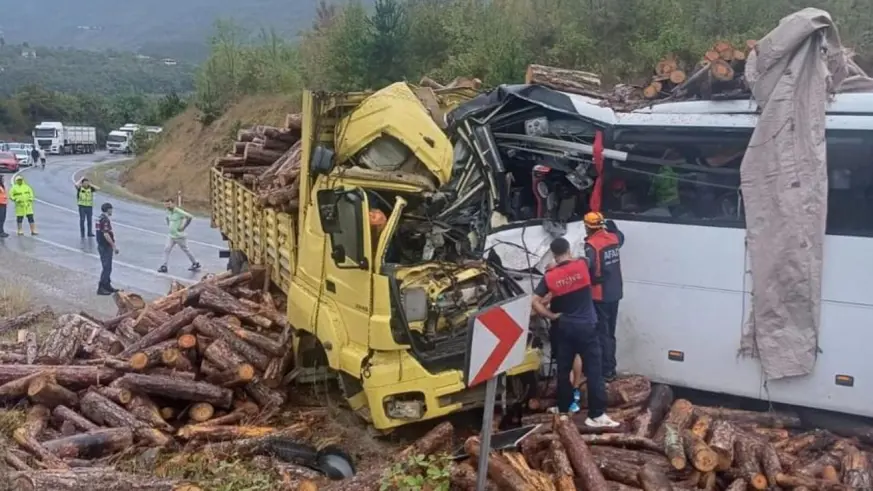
[107,124,162,154]
[32,122,98,155]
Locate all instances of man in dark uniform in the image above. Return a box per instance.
[533,237,619,428]
[95,202,119,295]
[583,211,625,381]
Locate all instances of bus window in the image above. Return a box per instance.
[826,132,873,237]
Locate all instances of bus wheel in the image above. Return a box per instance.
[227,250,249,274]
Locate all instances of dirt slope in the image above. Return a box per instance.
[122,95,299,212]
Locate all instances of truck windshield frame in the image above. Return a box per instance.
[107,134,128,143]
[34,128,57,138]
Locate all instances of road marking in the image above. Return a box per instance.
[15,162,222,250]
[28,235,195,284]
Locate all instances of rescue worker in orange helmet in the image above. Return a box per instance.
[583,211,625,381]
[533,237,619,428]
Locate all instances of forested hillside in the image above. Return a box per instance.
[0,44,195,95]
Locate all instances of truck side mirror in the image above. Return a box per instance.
[311,146,335,176]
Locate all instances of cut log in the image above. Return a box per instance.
[13,427,68,469]
[194,315,270,370]
[463,437,528,491]
[228,326,285,357]
[116,319,142,347]
[664,424,687,470]
[710,60,735,81]
[20,404,51,439]
[177,424,276,441]
[113,291,146,314]
[698,471,716,491]
[775,472,846,490]
[243,376,286,409]
[0,307,52,335]
[654,399,694,444]
[42,428,133,459]
[550,440,577,491]
[244,143,285,166]
[24,331,38,364]
[708,420,735,470]
[188,403,215,423]
[0,365,120,388]
[760,444,782,487]
[749,427,789,442]
[669,70,687,85]
[592,456,643,487]
[656,58,679,76]
[639,462,673,491]
[37,315,85,364]
[129,340,181,371]
[263,350,293,388]
[79,390,170,447]
[841,444,871,489]
[10,468,199,491]
[632,384,673,439]
[732,439,767,490]
[263,127,299,145]
[198,402,258,426]
[555,414,609,491]
[502,451,557,490]
[725,478,747,491]
[128,395,174,433]
[774,430,829,454]
[115,373,233,408]
[200,288,273,329]
[682,429,717,472]
[4,449,32,471]
[177,334,197,350]
[691,414,712,440]
[52,405,99,432]
[0,369,52,399]
[285,113,302,130]
[0,352,26,363]
[28,375,79,408]
[118,307,202,357]
[451,462,495,491]
[206,364,255,388]
[95,386,132,405]
[797,452,841,478]
[161,348,194,372]
[822,465,839,483]
[581,434,661,453]
[525,64,602,96]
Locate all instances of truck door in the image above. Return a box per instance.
[316,187,373,349]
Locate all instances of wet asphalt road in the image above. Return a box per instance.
[0,153,227,300]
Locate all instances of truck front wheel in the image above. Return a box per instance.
[227,250,249,275]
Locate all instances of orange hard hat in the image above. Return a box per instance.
[583,211,605,228]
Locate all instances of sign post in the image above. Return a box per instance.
[463,294,532,491]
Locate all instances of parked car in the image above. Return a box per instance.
[0,152,20,172]
[11,148,32,166]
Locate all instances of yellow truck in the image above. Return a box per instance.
[210,83,544,430]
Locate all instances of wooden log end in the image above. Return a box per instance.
[710,60,735,81]
[749,473,768,490]
[704,50,720,61]
[178,334,197,350]
[130,353,149,371]
[669,69,687,84]
[189,403,215,423]
[643,84,660,99]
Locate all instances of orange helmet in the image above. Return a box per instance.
[583,211,605,229]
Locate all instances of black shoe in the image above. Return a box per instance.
[158,265,168,273]
[188,262,201,271]
[0,232,8,238]
[106,285,120,293]
[604,373,618,383]
[97,287,113,296]
[87,233,95,237]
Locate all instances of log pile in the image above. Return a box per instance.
[213,114,303,213]
[643,40,757,101]
[0,271,300,489]
[450,380,873,491]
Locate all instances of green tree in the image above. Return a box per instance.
[367,0,411,87]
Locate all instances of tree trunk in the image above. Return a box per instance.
[243,142,285,166]
[42,428,133,459]
[639,462,674,491]
[118,308,202,358]
[549,440,577,491]
[580,434,661,453]
[0,307,53,335]
[95,386,133,405]
[228,327,284,357]
[682,430,717,472]
[129,340,181,371]
[0,365,121,388]
[37,315,85,364]
[654,400,694,445]
[194,315,270,370]
[663,424,686,470]
[52,405,100,432]
[694,406,802,429]
[555,414,609,491]
[115,373,233,409]
[206,364,255,388]
[525,64,602,96]
[28,375,79,408]
[707,420,736,471]
[759,444,782,487]
[633,384,674,438]
[127,395,175,433]
[10,468,199,491]
[0,369,52,399]
[198,289,273,330]
[731,439,767,490]
[79,390,170,447]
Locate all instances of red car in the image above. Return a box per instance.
[0,152,19,172]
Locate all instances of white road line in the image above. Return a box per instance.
[16,163,222,250]
[29,235,195,284]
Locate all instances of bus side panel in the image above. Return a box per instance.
[614,220,764,399]
[763,234,873,417]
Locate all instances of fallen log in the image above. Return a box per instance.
[707,420,736,471]
[690,414,712,440]
[664,424,687,470]
[27,374,79,408]
[118,307,202,357]
[694,406,802,429]
[525,64,602,96]
[10,468,200,491]
[682,429,718,472]
[550,440,577,491]
[14,404,67,468]
[115,373,234,409]
[52,405,100,432]
[95,386,132,405]
[840,443,871,489]
[177,424,274,441]
[199,288,273,330]
[760,444,783,488]
[556,414,609,491]
[0,369,52,399]
[633,384,674,438]
[0,307,52,335]
[42,428,133,459]
[654,399,695,445]
[639,462,674,491]
[188,403,215,423]
[730,439,767,490]
[79,390,170,447]
[128,395,175,433]
[581,434,661,453]
[24,330,37,364]
[463,437,528,491]
[243,142,285,166]
[129,340,180,371]
[37,314,85,364]
[194,315,270,371]
[206,364,255,387]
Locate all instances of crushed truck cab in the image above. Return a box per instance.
[211,83,543,430]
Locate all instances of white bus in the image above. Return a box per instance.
[483,90,873,418]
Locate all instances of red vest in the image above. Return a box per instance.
[0,187,6,205]
[544,259,592,295]
[586,230,621,301]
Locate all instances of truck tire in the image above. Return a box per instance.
[227,250,249,275]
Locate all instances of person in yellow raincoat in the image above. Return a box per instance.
[9,175,37,236]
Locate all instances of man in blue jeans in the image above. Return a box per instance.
[95,202,119,295]
[532,237,619,428]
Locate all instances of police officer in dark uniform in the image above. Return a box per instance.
[583,211,625,381]
[533,237,619,428]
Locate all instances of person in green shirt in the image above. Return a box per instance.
[649,165,680,209]
[75,177,100,238]
[159,199,201,273]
